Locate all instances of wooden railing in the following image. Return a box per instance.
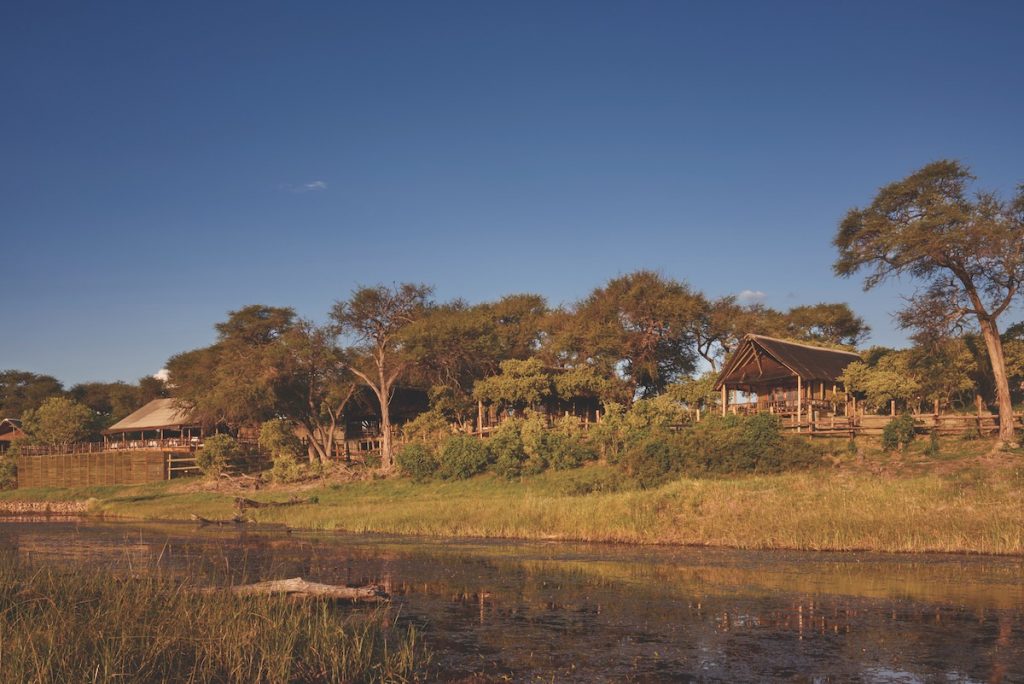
[14,436,259,458]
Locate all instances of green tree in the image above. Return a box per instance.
[69,381,143,429]
[0,371,64,417]
[331,283,433,471]
[835,161,1024,442]
[840,350,921,413]
[548,271,703,398]
[782,303,870,347]
[276,321,357,464]
[167,305,298,426]
[403,294,548,425]
[20,397,94,448]
[472,358,552,411]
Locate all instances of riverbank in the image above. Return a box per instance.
[2,442,1021,555]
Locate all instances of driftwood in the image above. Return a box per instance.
[190,513,249,525]
[234,496,318,512]
[215,577,388,602]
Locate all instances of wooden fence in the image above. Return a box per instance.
[16,451,171,488]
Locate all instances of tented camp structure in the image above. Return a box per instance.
[715,335,861,425]
[102,398,209,449]
[0,418,25,453]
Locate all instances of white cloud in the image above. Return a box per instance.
[736,289,767,305]
[153,368,170,381]
[280,180,328,193]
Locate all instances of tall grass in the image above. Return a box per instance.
[0,554,428,683]
[5,440,1023,555]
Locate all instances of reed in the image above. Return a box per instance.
[0,554,428,683]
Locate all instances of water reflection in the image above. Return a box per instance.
[1,520,1021,682]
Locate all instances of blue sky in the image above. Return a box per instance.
[2,1,1022,386]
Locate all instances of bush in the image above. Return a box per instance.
[589,402,628,462]
[0,454,16,490]
[882,414,917,451]
[545,431,597,470]
[396,442,438,482]
[620,435,682,488]
[401,410,451,445]
[259,419,306,482]
[546,415,597,470]
[437,434,489,480]
[488,420,528,479]
[924,429,941,457]
[196,434,241,477]
[676,414,820,476]
[519,412,550,474]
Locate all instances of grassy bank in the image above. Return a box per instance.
[3,440,1022,555]
[0,553,427,683]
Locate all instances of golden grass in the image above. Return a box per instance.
[4,444,1022,555]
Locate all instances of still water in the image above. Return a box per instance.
[1,519,1021,682]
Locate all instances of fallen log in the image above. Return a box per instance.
[190,513,249,525]
[234,496,318,511]
[218,577,388,602]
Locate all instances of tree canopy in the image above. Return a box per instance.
[835,160,1024,441]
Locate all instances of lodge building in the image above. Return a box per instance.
[714,334,862,425]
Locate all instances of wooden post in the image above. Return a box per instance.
[721,384,728,417]
[476,400,483,436]
[696,407,701,422]
[796,376,802,432]
[890,400,896,416]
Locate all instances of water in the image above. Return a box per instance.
[1,519,1021,682]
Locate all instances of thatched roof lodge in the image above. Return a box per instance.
[103,398,208,449]
[715,334,861,421]
[0,418,25,453]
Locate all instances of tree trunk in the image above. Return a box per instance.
[377,367,394,470]
[379,399,393,470]
[978,318,1016,443]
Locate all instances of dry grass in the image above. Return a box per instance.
[4,438,1023,555]
[0,553,428,683]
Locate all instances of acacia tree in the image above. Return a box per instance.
[331,284,433,470]
[403,294,547,426]
[835,160,1024,442]
[548,271,703,398]
[0,371,64,417]
[167,305,298,426]
[277,321,357,464]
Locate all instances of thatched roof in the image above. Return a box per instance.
[0,418,23,442]
[715,335,861,390]
[104,398,197,434]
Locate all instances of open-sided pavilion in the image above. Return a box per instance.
[714,334,862,426]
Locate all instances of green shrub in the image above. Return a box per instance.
[396,443,437,482]
[0,454,16,490]
[882,414,917,451]
[619,435,681,488]
[545,431,597,470]
[488,420,528,479]
[401,409,451,445]
[519,411,550,474]
[437,434,489,480]
[924,429,941,457]
[676,414,820,476]
[259,419,307,482]
[196,434,241,477]
[589,402,628,462]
